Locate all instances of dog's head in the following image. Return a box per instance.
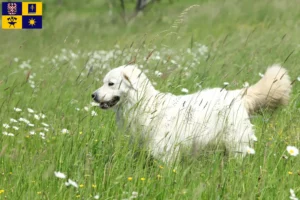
[92,65,141,109]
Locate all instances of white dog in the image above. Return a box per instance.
[92,64,291,162]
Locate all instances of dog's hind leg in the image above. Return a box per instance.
[224,105,256,157]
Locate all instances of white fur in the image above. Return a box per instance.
[93,65,291,162]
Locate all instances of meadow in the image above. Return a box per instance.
[0,0,300,199]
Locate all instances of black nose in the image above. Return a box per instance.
[92,93,99,103]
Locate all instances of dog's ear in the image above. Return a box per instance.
[122,72,137,91]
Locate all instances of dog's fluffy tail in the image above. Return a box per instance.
[243,64,292,114]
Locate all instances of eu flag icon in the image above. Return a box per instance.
[22,16,42,29]
[28,4,36,14]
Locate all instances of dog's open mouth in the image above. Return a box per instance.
[99,96,120,109]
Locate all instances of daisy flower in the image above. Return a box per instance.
[3,124,10,129]
[27,108,35,113]
[54,171,66,179]
[29,131,36,135]
[181,88,189,93]
[41,122,49,127]
[246,147,255,154]
[10,118,18,123]
[243,82,249,88]
[131,191,138,198]
[61,129,69,134]
[154,70,163,77]
[91,111,98,116]
[2,132,14,136]
[40,114,46,119]
[90,102,99,107]
[14,107,22,112]
[19,118,30,124]
[287,146,299,156]
[34,114,40,120]
[290,189,298,200]
[65,179,78,188]
[84,106,89,111]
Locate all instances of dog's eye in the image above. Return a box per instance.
[108,82,114,86]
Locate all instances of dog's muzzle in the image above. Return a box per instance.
[91,92,120,109]
[99,96,120,109]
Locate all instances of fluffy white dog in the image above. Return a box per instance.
[92,64,291,162]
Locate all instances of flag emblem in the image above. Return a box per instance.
[28,18,36,26]
[7,3,17,15]
[28,4,36,14]
[2,2,43,29]
[7,16,18,28]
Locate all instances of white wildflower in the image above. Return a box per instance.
[29,131,36,135]
[34,114,40,120]
[2,132,14,136]
[41,122,49,127]
[154,70,163,77]
[61,129,69,134]
[12,126,19,130]
[14,107,22,112]
[297,76,300,82]
[19,118,30,124]
[28,123,34,127]
[287,146,299,156]
[290,189,298,200]
[27,108,35,113]
[39,132,45,139]
[246,147,255,154]
[44,128,49,132]
[91,111,98,116]
[94,195,100,199]
[90,102,99,107]
[223,82,229,86]
[181,88,189,93]
[14,58,19,62]
[10,118,18,123]
[3,124,10,129]
[243,82,249,88]
[198,44,208,56]
[54,171,66,179]
[75,108,80,111]
[84,106,89,111]
[131,191,138,198]
[259,73,264,77]
[40,113,46,119]
[65,179,78,188]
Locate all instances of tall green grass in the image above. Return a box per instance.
[1,0,300,199]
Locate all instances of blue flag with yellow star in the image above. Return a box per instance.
[2,2,43,30]
[22,16,42,29]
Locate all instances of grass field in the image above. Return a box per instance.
[1,0,300,199]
